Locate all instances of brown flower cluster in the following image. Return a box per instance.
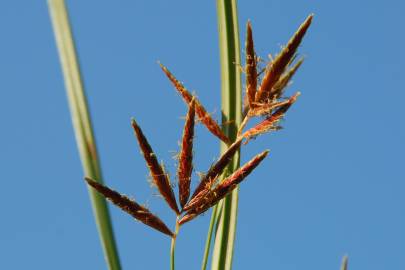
[85,15,312,238]
[240,14,312,141]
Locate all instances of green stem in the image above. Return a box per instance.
[48,1,121,269]
[201,203,222,270]
[208,1,242,270]
[170,220,180,270]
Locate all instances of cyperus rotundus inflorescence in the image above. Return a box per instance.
[85,13,312,244]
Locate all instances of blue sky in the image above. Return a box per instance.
[1,1,404,269]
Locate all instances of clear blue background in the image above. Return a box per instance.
[1,1,404,269]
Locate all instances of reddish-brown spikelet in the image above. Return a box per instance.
[184,137,243,211]
[159,63,231,145]
[270,58,304,100]
[243,92,300,140]
[85,177,174,237]
[178,98,196,208]
[255,15,312,103]
[248,98,292,117]
[179,150,269,225]
[131,119,180,215]
[245,20,257,109]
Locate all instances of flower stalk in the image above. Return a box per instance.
[170,219,181,270]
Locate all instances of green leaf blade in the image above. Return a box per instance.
[204,1,242,269]
[48,1,122,269]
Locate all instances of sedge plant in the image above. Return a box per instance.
[47,1,343,270]
[83,12,312,269]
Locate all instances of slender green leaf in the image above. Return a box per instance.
[204,1,242,269]
[48,1,121,269]
[201,205,221,270]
